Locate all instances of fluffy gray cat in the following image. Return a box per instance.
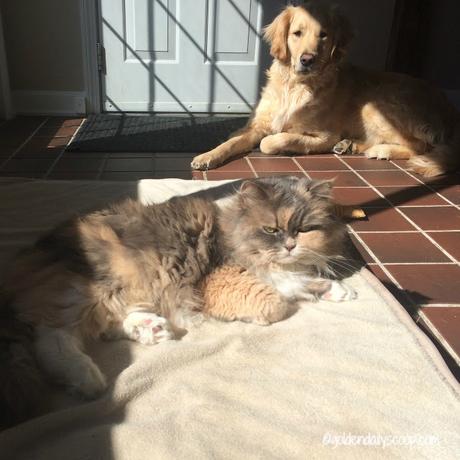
[0,176,357,427]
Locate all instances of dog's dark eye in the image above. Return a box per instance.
[293,30,302,37]
[319,31,328,39]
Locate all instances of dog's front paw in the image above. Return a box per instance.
[191,152,220,170]
[320,280,357,302]
[123,311,174,345]
[364,146,391,160]
[260,134,289,155]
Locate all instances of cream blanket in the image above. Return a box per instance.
[0,178,458,459]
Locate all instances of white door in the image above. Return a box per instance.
[99,0,284,113]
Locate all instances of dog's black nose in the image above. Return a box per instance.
[300,53,315,67]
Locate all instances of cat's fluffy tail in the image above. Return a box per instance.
[0,302,48,429]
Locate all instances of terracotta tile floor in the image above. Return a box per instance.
[1,116,459,378]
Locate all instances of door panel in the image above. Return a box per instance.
[212,0,252,56]
[100,0,284,113]
[123,0,177,61]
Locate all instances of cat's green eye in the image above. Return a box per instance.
[263,226,279,234]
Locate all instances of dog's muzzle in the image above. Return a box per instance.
[297,53,316,73]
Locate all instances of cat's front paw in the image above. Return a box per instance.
[320,280,357,302]
[123,311,174,345]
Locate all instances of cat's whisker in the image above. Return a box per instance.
[294,247,357,276]
[325,254,359,271]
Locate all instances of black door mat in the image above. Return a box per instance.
[66,114,249,153]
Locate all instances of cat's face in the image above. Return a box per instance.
[224,177,346,271]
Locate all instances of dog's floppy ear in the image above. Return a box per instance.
[329,5,353,61]
[263,7,293,63]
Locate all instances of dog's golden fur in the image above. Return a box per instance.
[191,3,460,177]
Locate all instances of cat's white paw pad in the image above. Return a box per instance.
[123,312,174,345]
[320,281,357,302]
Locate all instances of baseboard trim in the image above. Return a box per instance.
[12,90,87,116]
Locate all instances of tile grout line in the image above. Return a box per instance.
[245,157,259,178]
[398,205,453,208]
[96,153,110,180]
[390,160,460,210]
[43,118,87,179]
[347,226,419,311]
[355,230,460,233]
[0,117,49,169]
[292,168,414,172]
[417,311,460,365]
[335,155,459,265]
[364,262,456,266]
[379,262,456,266]
[291,157,310,178]
[339,155,460,362]
[419,303,460,307]
[426,229,460,233]
[333,186,370,188]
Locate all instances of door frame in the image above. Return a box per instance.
[0,4,13,119]
[80,0,102,113]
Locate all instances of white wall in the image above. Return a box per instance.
[0,0,87,114]
[1,0,85,91]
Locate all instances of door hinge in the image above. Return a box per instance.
[96,43,106,74]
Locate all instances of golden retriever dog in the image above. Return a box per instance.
[191,2,460,177]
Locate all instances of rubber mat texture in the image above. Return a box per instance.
[66,115,249,153]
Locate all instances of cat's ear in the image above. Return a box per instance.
[300,179,333,199]
[239,181,270,203]
[309,180,333,198]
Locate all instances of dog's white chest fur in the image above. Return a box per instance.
[270,84,313,133]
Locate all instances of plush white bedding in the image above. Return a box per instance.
[0,178,458,459]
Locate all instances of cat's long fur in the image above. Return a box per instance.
[0,177,354,427]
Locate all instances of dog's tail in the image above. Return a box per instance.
[0,296,48,429]
[408,118,460,177]
[408,144,460,177]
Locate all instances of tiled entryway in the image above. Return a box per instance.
[1,116,459,378]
